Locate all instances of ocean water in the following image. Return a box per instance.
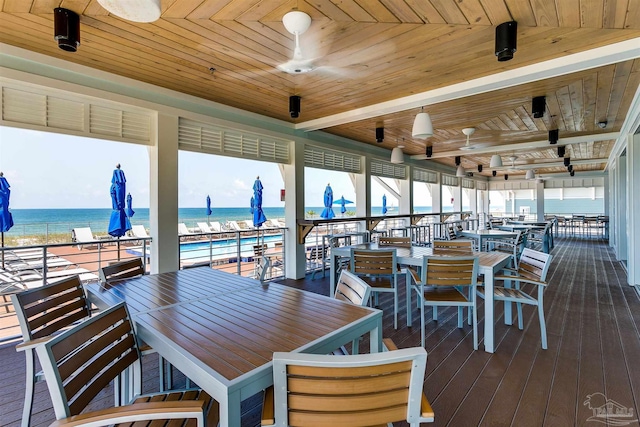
[4,206,436,237]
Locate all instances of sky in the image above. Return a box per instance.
[0,126,390,209]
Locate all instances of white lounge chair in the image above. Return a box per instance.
[131,224,149,238]
[209,221,223,232]
[197,222,214,233]
[178,223,195,240]
[226,220,241,231]
[243,220,254,229]
[71,227,102,249]
[270,218,284,228]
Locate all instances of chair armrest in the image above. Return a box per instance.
[406,266,421,285]
[494,275,547,288]
[421,393,435,420]
[15,336,53,352]
[261,386,275,426]
[382,338,398,351]
[48,401,208,427]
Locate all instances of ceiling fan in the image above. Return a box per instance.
[278,11,315,74]
[458,127,493,151]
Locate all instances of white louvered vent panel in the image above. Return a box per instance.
[304,147,360,172]
[178,118,290,163]
[90,105,122,137]
[477,181,488,191]
[121,111,150,142]
[2,87,47,126]
[47,96,84,131]
[441,174,459,187]
[371,160,406,179]
[462,178,475,189]
[413,168,438,183]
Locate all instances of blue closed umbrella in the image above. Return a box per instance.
[250,196,255,214]
[252,177,267,228]
[108,164,131,238]
[206,195,212,224]
[126,193,135,218]
[0,172,14,268]
[382,194,388,215]
[333,195,353,214]
[320,184,335,219]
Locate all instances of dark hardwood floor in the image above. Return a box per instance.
[1,236,638,426]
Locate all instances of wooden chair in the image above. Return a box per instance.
[378,236,412,247]
[99,258,145,283]
[350,248,401,329]
[407,256,479,349]
[333,270,372,355]
[33,302,219,427]
[261,343,434,426]
[11,275,92,427]
[432,239,474,255]
[484,230,526,267]
[307,245,328,279]
[477,248,553,349]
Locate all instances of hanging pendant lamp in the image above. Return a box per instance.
[390,139,404,164]
[490,154,503,168]
[525,169,535,180]
[411,107,433,139]
[456,165,466,177]
[97,0,161,23]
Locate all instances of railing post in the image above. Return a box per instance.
[41,246,47,284]
[209,232,213,267]
[236,231,242,276]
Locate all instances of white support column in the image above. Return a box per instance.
[468,187,478,218]
[148,113,179,274]
[627,133,640,286]
[398,173,411,216]
[283,139,306,279]
[616,152,628,263]
[431,181,442,214]
[355,158,371,217]
[536,180,545,221]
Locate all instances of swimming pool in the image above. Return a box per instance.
[179,234,282,260]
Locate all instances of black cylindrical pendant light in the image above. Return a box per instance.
[54,8,80,52]
[492,170,497,177]
[375,127,384,143]
[557,146,565,157]
[426,146,433,158]
[564,157,571,167]
[477,164,483,173]
[549,129,558,144]
[495,21,517,62]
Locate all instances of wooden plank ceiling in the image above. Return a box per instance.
[1,0,640,178]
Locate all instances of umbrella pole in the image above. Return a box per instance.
[1,232,4,269]
[117,237,121,261]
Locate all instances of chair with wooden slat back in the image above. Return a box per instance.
[407,255,479,349]
[34,302,219,427]
[477,248,553,349]
[432,239,474,255]
[332,270,373,355]
[484,230,525,267]
[350,248,401,329]
[99,258,145,283]
[10,275,92,427]
[378,236,412,247]
[261,344,434,427]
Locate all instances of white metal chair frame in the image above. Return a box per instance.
[484,230,525,267]
[408,255,480,349]
[350,248,401,329]
[477,248,553,349]
[263,347,433,427]
[333,270,372,355]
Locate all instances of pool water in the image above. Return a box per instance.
[179,234,283,260]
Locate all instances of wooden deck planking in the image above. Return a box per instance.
[1,236,639,427]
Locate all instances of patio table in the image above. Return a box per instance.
[85,267,382,427]
[329,243,512,353]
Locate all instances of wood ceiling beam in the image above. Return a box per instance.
[410,132,619,160]
[295,37,640,131]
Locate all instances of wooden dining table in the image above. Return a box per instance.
[85,267,382,427]
[330,243,512,353]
